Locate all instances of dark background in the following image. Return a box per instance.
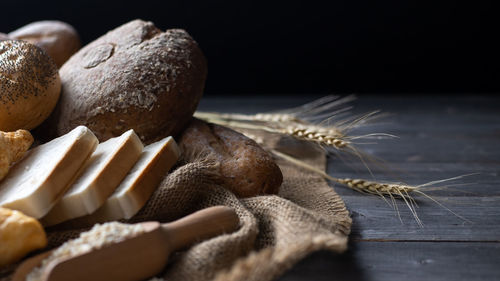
[1,1,498,95]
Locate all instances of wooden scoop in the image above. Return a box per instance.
[13,206,239,281]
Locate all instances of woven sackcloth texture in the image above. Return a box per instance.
[0,134,351,281]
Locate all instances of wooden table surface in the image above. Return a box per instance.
[198,95,500,281]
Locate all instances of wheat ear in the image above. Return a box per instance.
[269,149,416,196]
[334,178,417,195]
[194,115,352,151]
[270,148,423,225]
[270,148,425,224]
[269,149,474,226]
[281,126,349,149]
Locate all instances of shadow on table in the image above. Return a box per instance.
[278,242,367,281]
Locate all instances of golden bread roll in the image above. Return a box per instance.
[0,130,33,181]
[0,40,61,131]
[0,207,47,266]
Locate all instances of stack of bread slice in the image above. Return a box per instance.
[0,126,180,226]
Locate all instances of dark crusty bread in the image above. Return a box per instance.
[50,19,207,143]
[0,40,61,131]
[9,21,80,68]
[179,118,283,197]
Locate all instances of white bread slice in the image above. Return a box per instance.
[89,136,180,221]
[42,130,144,226]
[0,126,98,218]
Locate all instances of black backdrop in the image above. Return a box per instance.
[1,0,498,95]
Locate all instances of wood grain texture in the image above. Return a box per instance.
[198,95,500,281]
[341,195,500,241]
[278,242,500,281]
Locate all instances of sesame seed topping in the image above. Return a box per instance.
[0,40,58,105]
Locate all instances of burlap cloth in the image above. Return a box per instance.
[1,134,352,281]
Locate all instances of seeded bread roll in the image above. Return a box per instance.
[179,118,283,197]
[9,21,80,68]
[51,19,207,143]
[0,40,61,131]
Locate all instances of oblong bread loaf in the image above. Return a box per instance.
[179,118,282,197]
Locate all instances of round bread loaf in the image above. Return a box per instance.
[179,118,283,197]
[52,19,207,143]
[0,40,61,131]
[9,21,80,68]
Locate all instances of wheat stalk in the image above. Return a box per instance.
[194,95,363,151]
[269,148,423,226]
[195,112,303,124]
[195,95,396,155]
[194,115,352,151]
[269,148,415,196]
[267,148,473,226]
[196,95,356,123]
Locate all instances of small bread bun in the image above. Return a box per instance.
[0,40,61,131]
[9,21,80,68]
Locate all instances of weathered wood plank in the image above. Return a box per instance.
[199,95,500,280]
[278,241,500,281]
[338,194,500,241]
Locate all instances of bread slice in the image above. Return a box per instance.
[0,126,98,218]
[42,130,144,226]
[89,136,180,221]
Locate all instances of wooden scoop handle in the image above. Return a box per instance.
[12,206,239,281]
[162,206,240,251]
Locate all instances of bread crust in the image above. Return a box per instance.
[0,40,61,131]
[179,118,283,197]
[0,207,47,266]
[0,130,33,181]
[9,21,80,68]
[53,19,207,143]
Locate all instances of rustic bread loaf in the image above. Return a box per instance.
[8,20,80,68]
[0,40,61,131]
[179,118,282,197]
[51,19,207,143]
